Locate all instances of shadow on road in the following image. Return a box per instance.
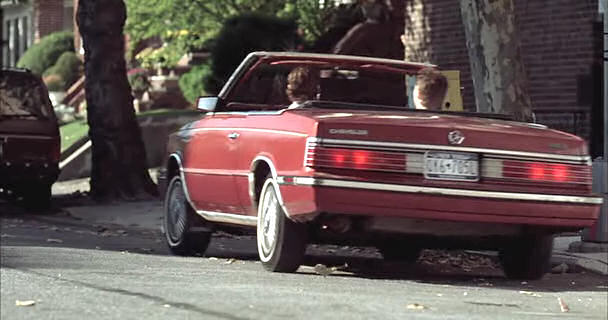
[2,199,606,294]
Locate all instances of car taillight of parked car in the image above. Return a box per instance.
[51,137,61,163]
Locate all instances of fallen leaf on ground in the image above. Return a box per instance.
[15,300,36,307]
[557,297,570,312]
[46,238,63,243]
[1,234,16,238]
[519,291,542,298]
[224,258,236,264]
[551,263,568,274]
[406,303,427,310]
[436,293,443,297]
[163,304,171,308]
[313,263,348,276]
[208,257,218,261]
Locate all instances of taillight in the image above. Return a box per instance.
[306,146,406,172]
[502,160,590,184]
[51,137,61,163]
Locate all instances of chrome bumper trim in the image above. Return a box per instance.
[279,176,604,205]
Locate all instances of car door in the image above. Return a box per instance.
[182,113,247,214]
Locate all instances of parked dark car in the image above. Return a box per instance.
[0,68,60,209]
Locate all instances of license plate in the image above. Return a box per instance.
[424,151,479,181]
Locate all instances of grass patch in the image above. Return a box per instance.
[59,108,200,153]
[60,120,88,152]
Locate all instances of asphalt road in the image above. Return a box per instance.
[1,205,607,320]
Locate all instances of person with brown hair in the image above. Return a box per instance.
[412,68,448,111]
[286,66,319,109]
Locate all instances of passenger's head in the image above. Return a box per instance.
[286,66,319,103]
[413,68,448,111]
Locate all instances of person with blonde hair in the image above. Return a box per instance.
[412,68,448,111]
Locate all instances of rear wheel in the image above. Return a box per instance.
[164,176,211,256]
[499,233,554,280]
[257,176,307,272]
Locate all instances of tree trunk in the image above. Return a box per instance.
[460,0,533,122]
[76,0,157,200]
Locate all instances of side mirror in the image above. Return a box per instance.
[196,96,221,112]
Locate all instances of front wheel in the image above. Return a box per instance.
[23,184,52,211]
[499,233,554,280]
[164,176,211,256]
[257,176,307,272]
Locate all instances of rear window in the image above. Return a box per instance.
[0,71,54,120]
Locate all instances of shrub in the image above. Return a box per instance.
[17,31,74,75]
[179,63,212,103]
[43,52,83,91]
[207,14,300,94]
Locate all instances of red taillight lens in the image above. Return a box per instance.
[352,150,369,168]
[503,160,589,184]
[529,163,545,180]
[307,147,406,172]
[550,164,568,182]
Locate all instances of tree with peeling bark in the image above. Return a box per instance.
[460,0,533,122]
[77,0,157,200]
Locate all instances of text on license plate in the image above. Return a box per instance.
[423,151,479,181]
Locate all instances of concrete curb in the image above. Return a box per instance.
[551,251,608,276]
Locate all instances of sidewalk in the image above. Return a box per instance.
[51,179,608,276]
[552,236,608,276]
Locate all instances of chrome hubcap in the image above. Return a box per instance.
[259,184,279,257]
[167,181,187,243]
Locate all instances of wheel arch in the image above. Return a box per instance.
[249,156,277,207]
[167,153,183,180]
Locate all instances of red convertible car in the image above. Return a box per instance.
[159,52,602,279]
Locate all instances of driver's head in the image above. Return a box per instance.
[286,66,319,103]
[413,68,448,111]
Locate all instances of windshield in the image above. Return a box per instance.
[228,61,413,110]
[0,71,54,120]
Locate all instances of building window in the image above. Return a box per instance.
[23,16,29,53]
[13,19,20,64]
[3,20,9,66]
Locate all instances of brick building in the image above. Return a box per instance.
[1,0,74,67]
[402,0,602,140]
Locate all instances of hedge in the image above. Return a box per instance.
[207,14,300,94]
[17,31,74,76]
[43,52,82,91]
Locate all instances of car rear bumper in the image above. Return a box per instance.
[0,162,59,188]
[277,177,602,229]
